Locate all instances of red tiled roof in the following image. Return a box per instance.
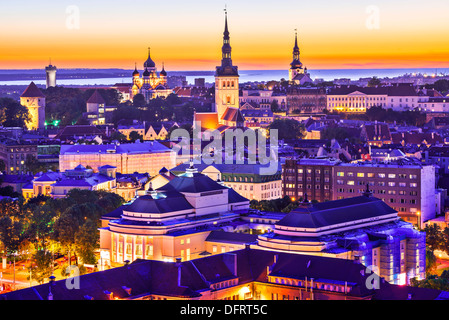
[21,82,45,98]
[87,90,106,104]
[221,107,245,122]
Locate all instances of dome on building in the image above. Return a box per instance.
[144,48,156,69]
[143,68,150,77]
[132,65,140,76]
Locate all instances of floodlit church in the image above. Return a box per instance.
[131,48,173,102]
[193,11,246,132]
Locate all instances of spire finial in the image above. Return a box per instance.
[294,28,299,48]
[224,5,229,35]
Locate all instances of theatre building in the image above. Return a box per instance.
[98,163,250,268]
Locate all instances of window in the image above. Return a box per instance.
[337,172,344,177]
[378,173,386,178]
[410,183,417,188]
[410,174,417,179]
[347,181,355,185]
[388,174,396,178]
[388,182,396,187]
[357,173,364,177]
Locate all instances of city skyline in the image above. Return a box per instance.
[1,0,448,71]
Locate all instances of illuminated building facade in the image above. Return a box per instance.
[98,164,250,268]
[255,188,426,285]
[58,141,176,176]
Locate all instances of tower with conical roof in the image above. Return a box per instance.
[214,9,239,124]
[20,82,46,130]
[289,30,305,82]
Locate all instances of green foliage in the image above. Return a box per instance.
[75,219,99,265]
[0,189,124,269]
[332,106,426,127]
[250,196,298,213]
[321,126,361,143]
[0,97,30,127]
[410,274,449,291]
[268,118,306,140]
[424,224,444,253]
[425,79,449,94]
[43,87,122,126]
[33,250,53,284]
[129,130,143,142]
[367,77,381,87]
[25,154,58,175]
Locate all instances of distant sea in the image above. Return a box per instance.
[0,68,447,86]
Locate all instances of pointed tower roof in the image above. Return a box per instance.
[132,63,140,76]
[144,47,156,69]
[290,29,303,70]
[86,89,106,104]
[160,62,167,76]
[21,82,45,98]
[215,9,239,77]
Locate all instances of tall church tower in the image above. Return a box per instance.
[289,30,305,82]
[215,10,239,123]
[20,82,46,131]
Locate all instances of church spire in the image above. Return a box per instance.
[290,28,302,70]
[215,7,238,77]
[221,8,233,67]
[293,29,300,61]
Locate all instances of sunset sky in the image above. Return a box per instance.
[1,0,448,71]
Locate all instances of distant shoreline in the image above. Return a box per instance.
[0,67,447,86]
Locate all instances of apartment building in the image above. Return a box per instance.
[282,157,436,227]
[282,158,340,202]
[333,161,436,227]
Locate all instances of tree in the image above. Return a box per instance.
[424,224,443,253]
[441,227,449,256]
[132,94,146,108]
[75,219,99,265]
[0,216,25,255]
[110,131,127,142]
[129,130,143,142]
[53,212,80,266]
[367,77,381,87]
[268,118,306,140]
[24,204,58,251]
[270,100,280,112]
[33,250,53,284]
[0,97,30,127]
